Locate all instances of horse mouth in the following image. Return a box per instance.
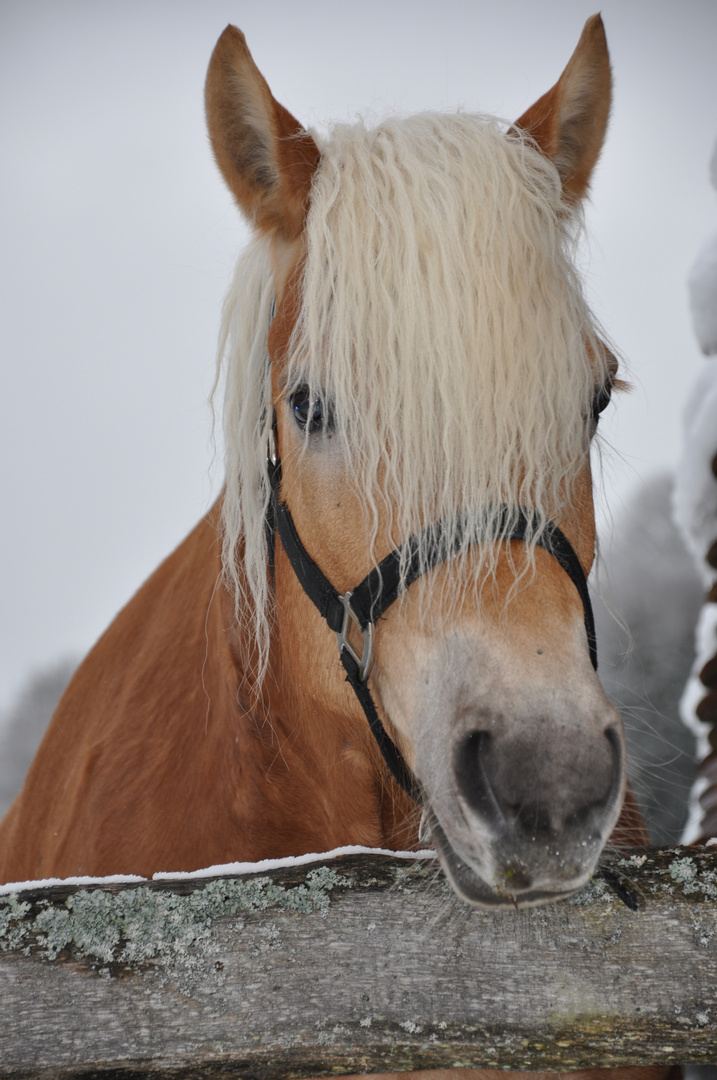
[425,807,594,909]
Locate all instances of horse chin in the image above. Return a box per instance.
[425,807,594,910]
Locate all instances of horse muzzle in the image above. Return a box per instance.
[414,678,627,909]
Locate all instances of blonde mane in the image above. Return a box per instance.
[215,112,608,683]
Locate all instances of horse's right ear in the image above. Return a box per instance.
[205,26,320,240]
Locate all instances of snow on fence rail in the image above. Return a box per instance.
[0,847,715,1078]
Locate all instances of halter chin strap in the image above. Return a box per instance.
[266,446,597,805]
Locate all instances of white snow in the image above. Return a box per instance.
[680,603,717,755]
[152,845,438,882]
[673,363,717,585]
[688,136,717,355]
[0,872,147,897]
[679,604,717,844]
[673,133,717,844]
[682,774,712,846]
[689,231,717,355]
[0,845,437,896]
[710,139,717,193]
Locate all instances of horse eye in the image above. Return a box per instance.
[591,380,613,423]
[289,386,328,435]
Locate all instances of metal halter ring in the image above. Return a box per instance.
[336,592,374,681]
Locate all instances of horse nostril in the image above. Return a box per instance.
[602,723,625,798]
[454,723,623,840]
[454,731,503,825]
[604,725,623,764]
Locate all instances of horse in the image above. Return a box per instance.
[0,15,677,1079]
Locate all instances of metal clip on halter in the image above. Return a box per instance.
[267,426,278,467]
[336,592,374,681]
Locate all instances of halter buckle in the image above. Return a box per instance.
[267,426,278,467]
[336,592,374,681]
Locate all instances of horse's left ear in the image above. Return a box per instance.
[514,14,611,203]
[205,26,320,240]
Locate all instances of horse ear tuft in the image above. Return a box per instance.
[205,26,320,239]
[514,14,612,203]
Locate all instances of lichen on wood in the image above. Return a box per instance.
[1,864,347,989]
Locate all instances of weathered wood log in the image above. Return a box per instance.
[0,846,715,1078]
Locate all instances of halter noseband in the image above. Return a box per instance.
[265,430,597,805]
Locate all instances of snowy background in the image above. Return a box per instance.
[1,2,717,839]
[674,138,717,845]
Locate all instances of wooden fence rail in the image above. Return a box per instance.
[0,846,715,1078]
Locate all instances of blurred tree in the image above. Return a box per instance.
[593,475,703,844]
[0,659,75,820]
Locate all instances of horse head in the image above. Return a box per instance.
[206,16,626,908]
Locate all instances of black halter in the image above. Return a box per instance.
[265,438,597,805]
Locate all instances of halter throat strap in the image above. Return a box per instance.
[266,450,597,803]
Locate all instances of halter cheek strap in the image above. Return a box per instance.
[266,447,597,805]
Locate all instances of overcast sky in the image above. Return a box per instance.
[1,0,716,714]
